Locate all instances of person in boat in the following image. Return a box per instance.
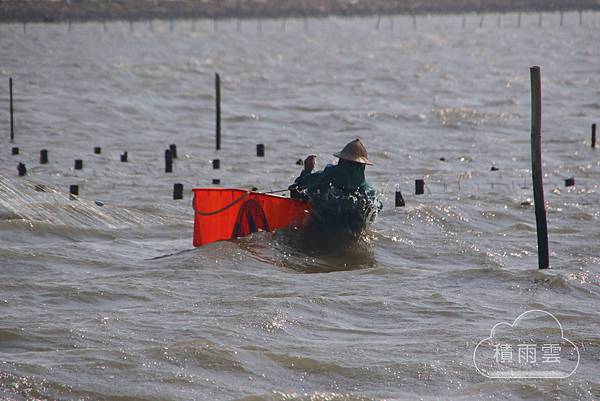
[289,138,380,231]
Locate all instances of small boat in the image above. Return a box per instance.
[192,187,379,247]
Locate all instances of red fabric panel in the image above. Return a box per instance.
[192,188,311,247]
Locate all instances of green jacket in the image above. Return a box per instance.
[290,162,380,220]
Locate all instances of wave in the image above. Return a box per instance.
[0,174,173,230]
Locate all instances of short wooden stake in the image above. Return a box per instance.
[74,159,83,170]
[173,183,183,200]
[565,177,575,187]
[69,185,79,196]
[212,179,220,185]
[165,149,173,173]
[17,162,26,176]
[415,179,424,195]
[530,65,549,270]
[121,152,128,162]
[40,149,48,164]
[11,147,19,155]
[212,159,220,169]
[256,144,265,157]
[395,191,405,207]
[94,147,101,154]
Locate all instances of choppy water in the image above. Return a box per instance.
[1,12,600,401]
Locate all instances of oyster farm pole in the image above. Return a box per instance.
[530,66,549,270]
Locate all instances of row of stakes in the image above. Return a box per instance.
[8,135,595,205]
[9,142,267,200]
[5,74,598,205]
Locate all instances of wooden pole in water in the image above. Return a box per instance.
[215,73,221,151]
[592,124,597,149]
[530,66,549,270]
[415,179,424,195]
[560,11,564,26]
[9,78,14,142]
[173,183,183,200]
[165,149,173,173]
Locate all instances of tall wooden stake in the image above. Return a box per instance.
[530,66,549,270]
[215,73,221,151]
[9,78,14,142]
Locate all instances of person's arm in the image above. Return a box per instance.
[289,155,317,199]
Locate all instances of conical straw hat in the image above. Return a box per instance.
[333,138,373,165]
